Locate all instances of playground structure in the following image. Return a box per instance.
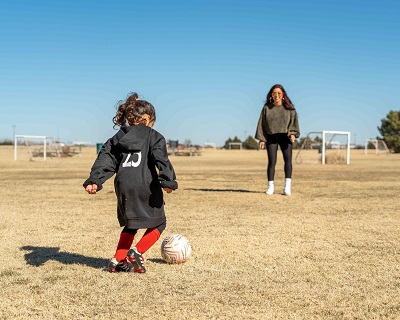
[296,131,351,165]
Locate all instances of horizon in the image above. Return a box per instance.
[1,0,399,147]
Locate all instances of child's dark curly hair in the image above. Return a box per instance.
[112,92,156,128]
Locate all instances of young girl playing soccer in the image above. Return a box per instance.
[83,92,178,273]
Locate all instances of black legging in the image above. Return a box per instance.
[266,133,292,181]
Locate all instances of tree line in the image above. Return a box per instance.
[223,110,400,152]
[378,111,400,153]
[1,111,399,151]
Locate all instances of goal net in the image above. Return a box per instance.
[203,142,217,149]
[228,142,242,150]
[296,131,351,165]
[364,139,390,155]
[14,135,61,161]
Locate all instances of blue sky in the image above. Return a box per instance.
[1,0,399,146]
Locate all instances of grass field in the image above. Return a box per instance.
[0,146,399,319]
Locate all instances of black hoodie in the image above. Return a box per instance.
[83,124,178,229]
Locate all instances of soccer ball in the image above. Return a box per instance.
[161,234,191,264]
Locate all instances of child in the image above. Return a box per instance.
[83,92,178,273]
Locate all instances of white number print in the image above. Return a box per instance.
[122,152,142,168]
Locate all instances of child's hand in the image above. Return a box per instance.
[85,184,98,194]
[163,187,173,194]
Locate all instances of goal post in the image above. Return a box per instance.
[203,142,217,149]
[364,139,390,155]
[228,142,242,150]
[322,131,351,165]
[296,131,351,165]
[14,135,47,161]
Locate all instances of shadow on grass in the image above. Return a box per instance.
[147,258,167,264]
[21,246,109,269]
[186,188,263,193]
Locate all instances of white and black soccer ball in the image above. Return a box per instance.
[161,234,191,264]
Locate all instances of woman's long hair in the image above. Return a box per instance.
[112,92,156,128]
[265,84,295,110]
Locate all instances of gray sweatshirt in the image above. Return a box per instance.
[255,104,300,141]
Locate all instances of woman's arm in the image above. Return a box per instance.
[288,110,300,138]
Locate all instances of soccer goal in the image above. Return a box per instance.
[321,131,351,164]
[203,142,217,149]
[296,131,350,165]
[14,135,61,161]
[228,142,242,150]
[364,139,390,155]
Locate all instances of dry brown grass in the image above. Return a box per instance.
[0,146,399,319]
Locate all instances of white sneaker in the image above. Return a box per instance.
[283,178,291,196]
[266,181,274,195]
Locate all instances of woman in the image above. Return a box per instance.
[255,84,300,195]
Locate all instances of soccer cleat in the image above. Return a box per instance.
[127,247,146,273]
[107,258,119,273]
[107,257,133,273]
[116,258,133,272]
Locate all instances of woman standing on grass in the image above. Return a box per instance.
[255,84,300,195]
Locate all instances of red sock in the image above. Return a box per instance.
[114,232,134,262]
[136,228,161,254]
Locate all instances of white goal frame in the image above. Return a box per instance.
[228,142,242,150]
[14,135,48,160]
[322,131,351,165]
[203,142,217,149]
[364,139,390,155]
